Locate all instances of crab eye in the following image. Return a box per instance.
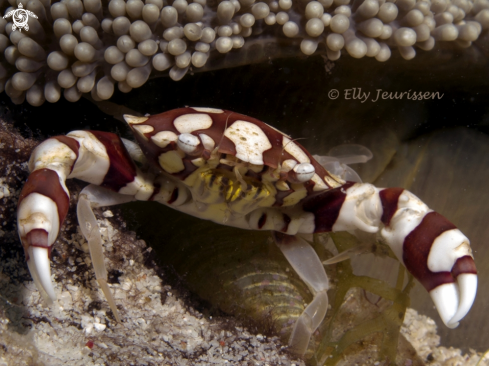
[177,133,201,154]
[293,163,315,182]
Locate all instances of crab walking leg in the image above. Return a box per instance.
[17,131,155,307]
[302,183,477,328]
[273,232,329,355]
[77,185,136,322]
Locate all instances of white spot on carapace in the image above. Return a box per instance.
[224,120,272,165]
[177,133,200,154]
[151,131,178,148]
[132,125,154,140]
[174,114,213,134]
[283,137,310,164]
[191,107,224,114]
[281,159,297,172]
[158,150,185,173]
[199,133,215,150]
[123,114,149,125]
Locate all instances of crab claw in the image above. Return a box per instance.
[17,169,70,305]
[399,212,478,328]
[429,257,477,328]
[26,242,57,303]
[17,190,61,304]
[376,186,478,328]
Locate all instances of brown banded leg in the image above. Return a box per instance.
[302,183,477,329]
[17,131,154,312]
[382,206,477,328]
[18,138,79,304]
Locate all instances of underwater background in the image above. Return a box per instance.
[1,31,489,363]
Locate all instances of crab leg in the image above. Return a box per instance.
[273,232,329,355]
[77,185,135,322]
[302,182,477,329]
[17,131,154,312]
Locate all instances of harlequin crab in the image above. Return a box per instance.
[17,107,477,355]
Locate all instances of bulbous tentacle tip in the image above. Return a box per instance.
[430,272,477,329]
[123,114,149,125]
[27,246,57,304]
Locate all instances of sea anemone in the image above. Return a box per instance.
[0,0,487,106]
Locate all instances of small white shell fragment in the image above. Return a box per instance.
[94,322,107,331]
